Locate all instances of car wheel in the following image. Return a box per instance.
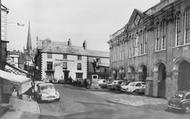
[184,105,190,113]
[132,90,138,95]
[36,98,41,103]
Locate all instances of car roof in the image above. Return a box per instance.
[37,83,54,87]
[129,81,144,84]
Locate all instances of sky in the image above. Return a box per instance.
[2,0,159,52]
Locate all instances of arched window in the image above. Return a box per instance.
[184,8,190,44]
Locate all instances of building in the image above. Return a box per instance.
[0,4,9,70]
[0,4,9,102]
[108,0,190,98]
[35,39,109,82]
[7,50,20,68]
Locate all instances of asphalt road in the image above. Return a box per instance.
[21,84,190,119]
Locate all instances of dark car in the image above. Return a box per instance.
[107,80,123,90]
[168,91,190,113]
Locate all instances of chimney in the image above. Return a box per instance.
[68,38,71,46]
[83,40,87,49]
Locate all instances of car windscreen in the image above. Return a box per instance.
[174,92,184,99]
[128,83,136,86]
[40,85,55,92]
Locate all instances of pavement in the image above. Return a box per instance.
[0,92,40,119]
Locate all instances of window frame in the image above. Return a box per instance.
[63,54,67,60]
[77,63,82,70]
[184,8,190,44]
[47,61,53,70]
[175,13,181,47]
[77,55,82,60]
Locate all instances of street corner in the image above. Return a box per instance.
[0,104,12,118]
[9,94,40,114]
[0,95,40,119]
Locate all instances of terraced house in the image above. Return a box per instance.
[35,39,109,82]
[108,0,190,98]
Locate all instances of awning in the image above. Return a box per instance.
[0,69,30,84]
[0,70,32,94]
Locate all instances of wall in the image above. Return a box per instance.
[41,53,87,81]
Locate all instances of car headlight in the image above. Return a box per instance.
[55,91,60,97]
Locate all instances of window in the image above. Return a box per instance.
[176,13,182,46]
[63,54,67,59]
[77,55,82,60]
[161,21,166,49]
[77,63,82,70]
[135,35,139,56]
[47,53,52,59]
[136,83,141,87]
[143,31,147,54]
[140,43,143,55]
[184,9,190,44]
[155,23,161,51]
[63,62,67,69]
[186,94,190,99]
[76,73,83,79]
[47,62,53,70]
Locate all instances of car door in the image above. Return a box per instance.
[184,94,190,104]
[135,83,141,89]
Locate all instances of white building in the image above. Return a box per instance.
[35,39,109,82]
[1,4,8,41]
[7,52,19,68]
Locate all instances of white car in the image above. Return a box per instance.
[121,81,146,94]
[35,83,60,102]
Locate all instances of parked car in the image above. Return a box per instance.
[168,91,190,113]
[107,80,123,90]
[34,83,60,102]
[121,81,145,94]
[98,79,108,88]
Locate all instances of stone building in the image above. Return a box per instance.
[108,0,190,98]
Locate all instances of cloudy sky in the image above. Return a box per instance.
[2,0,159,52]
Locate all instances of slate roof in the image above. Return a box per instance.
[1,4,9,13]
[40,41,109,58]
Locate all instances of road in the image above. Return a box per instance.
[21,84,190,119]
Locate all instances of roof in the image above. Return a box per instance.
[37,83,54,87]
[40,41,109,58]
[144,0,177,15]
[1,4,9,13]
[0,69,31,84]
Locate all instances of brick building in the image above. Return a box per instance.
[108,0,190,98]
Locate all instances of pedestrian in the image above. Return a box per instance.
[86,78,92,89]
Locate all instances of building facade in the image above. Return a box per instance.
[0,4,9,103]
[108,0,190,98]
[0,4,9,70]
[35,39,109,82]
